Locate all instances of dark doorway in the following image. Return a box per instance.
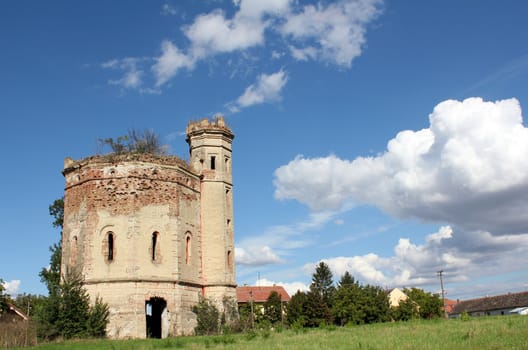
[146,297,167,338]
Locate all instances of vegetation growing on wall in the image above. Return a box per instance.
[99,129,166,155]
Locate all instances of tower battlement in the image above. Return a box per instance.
[185,116,233,137]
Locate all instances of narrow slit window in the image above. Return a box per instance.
[185,235,191,264]
[152,232,158,261]
[227,250,233,270]
[108,232,114,261]
[210,156,216,170]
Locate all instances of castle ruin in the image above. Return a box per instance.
[60,117,236,338]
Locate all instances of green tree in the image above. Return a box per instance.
[13,293,46,319]
[402,288,442,319]
[192,298,220,335]
[0,278,9,316]
[361,285,390,324]
[393,297,418,321]
[304,289,332,327]
[36,198,64,339]
[286,290,306,326]
[310,262,335,307]
[37,198,109,339]
[86,297,110,338]
[264,291,282,325]
[304,262,335,326]
[332,272,364,326]
[57,269,91,339]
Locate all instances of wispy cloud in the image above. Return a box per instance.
[161,4,177,16]
[101,0,383,95]
[467,54,528,92]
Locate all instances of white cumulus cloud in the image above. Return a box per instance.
[236,246,284,266]
[281,0,382,67]
[3,279,21,296]
[275,97,528,235]
[152,40,195,87]
[230,69,288,112]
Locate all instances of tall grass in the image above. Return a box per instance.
[10,316,528,350]
[0,320,37,348]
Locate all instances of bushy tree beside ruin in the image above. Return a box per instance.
[37,198,109,340]
[192,298,221,335]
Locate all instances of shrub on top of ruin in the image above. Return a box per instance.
[99,129,167,155]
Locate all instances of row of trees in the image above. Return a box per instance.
[285,262,442,327]
[192,262,443,336]
[286,262,390,327]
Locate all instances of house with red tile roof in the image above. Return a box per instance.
[237,285,291,305]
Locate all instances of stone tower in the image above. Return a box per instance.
[60,117,236,339]
[186,117,235,301]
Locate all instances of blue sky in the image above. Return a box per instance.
[1,0,528,301]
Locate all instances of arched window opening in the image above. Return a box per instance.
[152,232,159,261]
[210,156,216,170]
[185,235,191,264]
[108,232,114,261]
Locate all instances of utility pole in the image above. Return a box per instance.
[437,270,447,318]
[249,290,254,328]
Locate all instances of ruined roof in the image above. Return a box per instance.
[450,291,528,315]
[6,303,29,321]
[63,152,191,174]
[237,286,291,303]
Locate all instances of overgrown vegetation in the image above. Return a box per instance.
[98,129,166,155]
[192,298,221,335]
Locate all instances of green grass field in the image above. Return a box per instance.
[15,316,528,350]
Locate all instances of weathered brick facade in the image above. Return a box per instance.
[61,118,236,338]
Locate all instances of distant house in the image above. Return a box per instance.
[388,288,408,308]
[443,299,457,314]
[1,302,29,322]
[236,285,291,314]
[450,291,528,317]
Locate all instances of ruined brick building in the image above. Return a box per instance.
[60,117,236,338]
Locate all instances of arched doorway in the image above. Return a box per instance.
[145,297,167,338]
